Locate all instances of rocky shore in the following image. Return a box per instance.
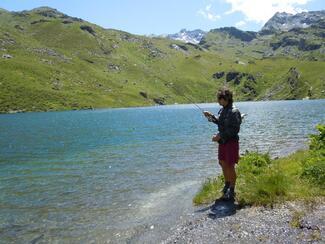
[163,199,324,243]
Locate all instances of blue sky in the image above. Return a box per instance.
[1,0,324,35]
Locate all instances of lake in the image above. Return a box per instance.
[0,100,324,243]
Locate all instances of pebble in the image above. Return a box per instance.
[163,200,324,243]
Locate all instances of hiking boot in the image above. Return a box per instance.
[221,188,235,201]
[221,185,228,194]
[221,182,230,194]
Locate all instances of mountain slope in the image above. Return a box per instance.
[0,7,324,113]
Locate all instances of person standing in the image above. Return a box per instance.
[204,88,242,201]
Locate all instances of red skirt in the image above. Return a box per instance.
[218,139,239,166]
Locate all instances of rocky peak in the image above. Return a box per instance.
[15,6,84,22]
[31,6,59,12]
[261,10,325,34]
[167,29,206,44]
[29,6,63,16]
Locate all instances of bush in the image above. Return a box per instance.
[237,151,271,175]
[236,156,289,206]
[301,149,325,186]
[309,124,325,150]
[301,125,325,186]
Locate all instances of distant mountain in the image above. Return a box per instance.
[167,29,206,44]
[261,10,325,34]
[199,9,325,61]
[209,27,257,42]
[0,7,324,113]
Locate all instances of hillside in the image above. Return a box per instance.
[0,7,324,113]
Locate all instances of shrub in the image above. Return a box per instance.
[237,151,271,175]
[309,124,325,150]
[301,150,325,186]
[237,159,289,206]
[301,125,325,186]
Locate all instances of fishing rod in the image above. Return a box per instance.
[153,75,247,119]
[181,93,205,113]
[182,92,247,120]
[152,75,207,113]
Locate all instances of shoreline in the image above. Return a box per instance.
[163,198,324,243]
[175,124,324,243]
[1,98,324,115]
[133,146,310,243]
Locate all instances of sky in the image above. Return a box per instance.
[1,0,324,35]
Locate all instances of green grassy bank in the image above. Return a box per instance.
[193,124,325,206]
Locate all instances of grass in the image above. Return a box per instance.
[193,124,325,206]
[290,210,305,228]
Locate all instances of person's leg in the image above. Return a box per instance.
[221,162,236,200]
[220,140,239,200]
[228,164,236,188]
[219,160,230,192]
[221,163,236,200]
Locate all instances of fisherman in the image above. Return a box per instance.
[203,88,242,201]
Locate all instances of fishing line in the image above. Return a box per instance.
[152,75,248,120]
[153,75,207,114]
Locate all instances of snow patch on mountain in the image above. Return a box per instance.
[167,29,206,44]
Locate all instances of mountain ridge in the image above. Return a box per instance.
[261,10,325,33]
[0,7,324,113]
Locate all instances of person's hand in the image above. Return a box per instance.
[203,111,212,117]
[212,134,221,142]
[203,111,214,121]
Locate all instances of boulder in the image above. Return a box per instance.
[14,25,24,31]
[139,91,148,99]
[225,72,256,85]
[52,78,62,90]
[170,44,188,52]
[153,97,165,105]
[2,54,12,59]
[226,72,241,82]
[247,74,256,82]
[62,20,73,24]
[30,19,51,25]
[212,72,225,79]
[108,64,120,71]
[80,25,96,36]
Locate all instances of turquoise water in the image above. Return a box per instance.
[0,100,324,243]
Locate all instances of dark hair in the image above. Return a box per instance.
[217,88,233,105]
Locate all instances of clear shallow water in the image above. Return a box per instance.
[0,100,324,243]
